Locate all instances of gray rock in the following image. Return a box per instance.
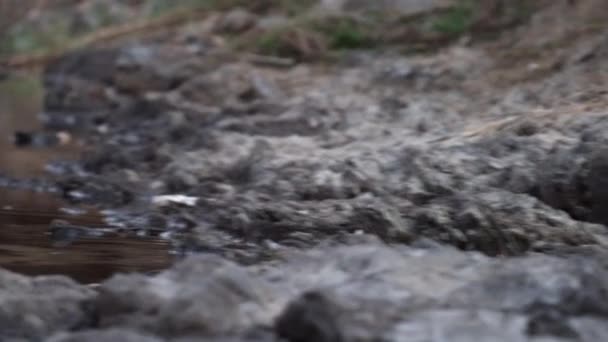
[46,329,164,342]
[95,255,278,337]
[269,243,608,341]
[0,271,95,340]
[587,147,608,225]
[1,238,607,341]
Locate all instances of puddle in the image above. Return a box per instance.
[0,74,173,283]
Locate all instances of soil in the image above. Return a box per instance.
[3,0,608,340]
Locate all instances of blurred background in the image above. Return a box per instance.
[1,0,605,173]
[0,0,607,282]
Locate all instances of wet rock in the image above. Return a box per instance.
[44,48,119,85]
[113,45,182,94]
[42,76,114,125]
[59,176,134,207]
[275,291,344,342]
[410,190,606,255]
[535,145,591,221]
[213,194,410,244]
[587,147,608,225]
[48,219,112,247]
[42,48,120,131]
[49,219,92,247]
[527,310,580,339]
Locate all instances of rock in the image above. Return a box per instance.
[112,45,181,94]
[410,190,606,255]
[275,291,344,342]
[176,63,276,108]
[273,243,608,341]
[587,147,608,225]
[95,255,277,337]
[46,329,163,342]
[0,236,607,340]
[44,48,119,85]
[0,271,95,340]
[59,175,134,207]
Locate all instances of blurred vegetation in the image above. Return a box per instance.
[431,1,474,36]
[0,0,320,59]
[245,15,377,59]
[0,0,538,63]
[3,20,72,56]
[314,16,376,49]
[238,0,539,59]
[0,0,36,55]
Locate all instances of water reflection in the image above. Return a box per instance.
[0,221,172,283]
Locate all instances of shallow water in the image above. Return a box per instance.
[0,75,78,177]
[0,74,172,283]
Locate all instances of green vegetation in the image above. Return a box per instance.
[145,0,211,17]
[313,17,375,50]
[0,2,118,57]
[0,0,319,58]
[242,15,377,60]
[0,0,539,61]
[430,1,474,36]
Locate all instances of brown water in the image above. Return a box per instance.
[0,74,172,283]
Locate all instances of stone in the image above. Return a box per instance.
[0,271,95,341]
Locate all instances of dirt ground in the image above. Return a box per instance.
[3,0,608,340]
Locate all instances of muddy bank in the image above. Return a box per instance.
[3,0,608,340]
[40,41,608,257]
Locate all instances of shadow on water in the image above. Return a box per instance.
[0,74,173,283]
